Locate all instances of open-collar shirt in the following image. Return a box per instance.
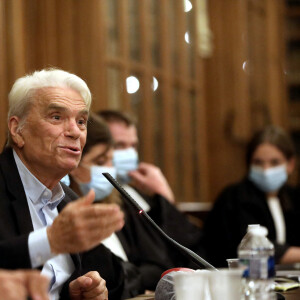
[13,150,75,300]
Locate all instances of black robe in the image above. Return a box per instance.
[203,178,300,268]
[116,190,207,291]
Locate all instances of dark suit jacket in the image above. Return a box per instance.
[203,178,300,268]
[0,147,125,299]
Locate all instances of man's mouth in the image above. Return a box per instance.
[68,146,80,152]
[60,146,81,154]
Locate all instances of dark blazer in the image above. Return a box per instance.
[0,147,125,299]
[203,178,300,268]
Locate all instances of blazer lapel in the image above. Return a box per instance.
[0,148,33,234]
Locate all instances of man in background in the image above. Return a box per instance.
[97,110,174,209]
[98,110,206,266]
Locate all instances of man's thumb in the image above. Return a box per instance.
[76,189,95,206]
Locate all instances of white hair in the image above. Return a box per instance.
[7,68,92,145]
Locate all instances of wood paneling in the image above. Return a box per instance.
[204,0,287,202]
[0,0,8,148]
[0,0,288,204]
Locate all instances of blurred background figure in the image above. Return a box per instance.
[98,109,175,206]
[69,113,207,292]
[203,125,300,267]
[69,113,173,293]
[0,269,49,300]
[97,109,206,262]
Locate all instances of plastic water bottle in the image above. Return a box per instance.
[238,226,276,300]
[239,224,261,249]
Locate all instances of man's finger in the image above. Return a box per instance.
[69,276,93,300]
[75,189,95,206]
[128,170,145,183]
[26,272,50,300]
[81,272,108,299]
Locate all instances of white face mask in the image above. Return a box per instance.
[248,164,288,193]
[60,174,70,186]
[79,166,117,201]
[113,148,138,184]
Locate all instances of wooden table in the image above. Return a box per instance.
[281,287,300,300]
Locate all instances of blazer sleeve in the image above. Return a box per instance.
[0,235,32,269]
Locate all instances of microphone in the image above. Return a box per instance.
[102,172,217,271]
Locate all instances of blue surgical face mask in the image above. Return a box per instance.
[60,174,70,186]
[248,164,288,193]
[79,166,117,201]
[113,148,138,184]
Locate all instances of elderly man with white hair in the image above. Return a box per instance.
[0,69,126,300]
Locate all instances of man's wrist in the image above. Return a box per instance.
[28,227,55,267]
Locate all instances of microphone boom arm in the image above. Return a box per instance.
[102,172,217,271]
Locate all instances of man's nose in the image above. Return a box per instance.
[64,120,81,139]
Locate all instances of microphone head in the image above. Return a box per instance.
[155,268,194,300]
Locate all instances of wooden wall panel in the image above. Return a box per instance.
[205,0,247,202]
[159,0,177,189]
[265,0,287,127]
[0,0,8,148]
[175,1,194,202]
[204,0,287,202]
[0,0,288,204]
[138,0,155,163]
[5,0,26,89]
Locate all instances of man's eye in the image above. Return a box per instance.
[78,119,87,126]
[52,115,60,120]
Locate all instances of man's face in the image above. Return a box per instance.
[108,122,138,150]
[13,87,88,180]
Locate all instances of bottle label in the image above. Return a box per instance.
[239,256,275,279]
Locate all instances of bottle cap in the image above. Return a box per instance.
[249,226,268,236]
[247,224,260,232]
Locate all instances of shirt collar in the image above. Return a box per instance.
[13,150,65,210]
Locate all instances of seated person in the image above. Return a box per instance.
[69,113,190,291]
[97,110,205,257]
[203,125,300,267]
[0,68,128,300]
[0,269,49,300]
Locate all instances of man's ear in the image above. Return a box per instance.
[8,116,25,148]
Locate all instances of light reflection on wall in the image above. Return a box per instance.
[126,76,159,94]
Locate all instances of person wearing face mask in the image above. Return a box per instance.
[97,110,206,264]
[97,110,175,210]
[203,125,300,268]
[69,113,186,294]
